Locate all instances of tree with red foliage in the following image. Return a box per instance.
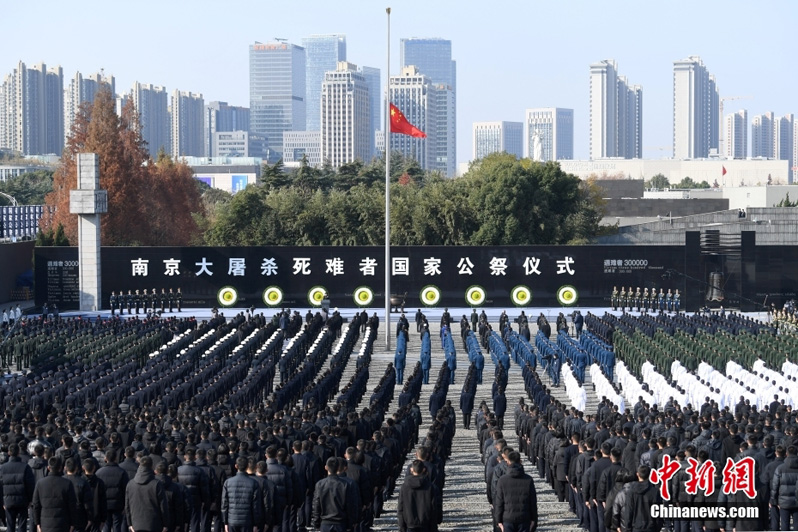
[42,87,203,245]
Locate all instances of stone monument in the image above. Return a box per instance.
[69,153,107,311]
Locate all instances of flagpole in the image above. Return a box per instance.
[384,6,392,351]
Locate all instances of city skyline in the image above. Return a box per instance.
[1,0,796,165]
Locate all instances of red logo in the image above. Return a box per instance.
[649,455,681,500]
[721,457,757,499]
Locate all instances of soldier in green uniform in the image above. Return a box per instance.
[110,291,117,315]
[619,287,626,311]
[674,289,680,313]
[612,286,619,310]
[635,287,642,312]
[176,287,182,312]
[642,288,650,312]
[666,289,673,312]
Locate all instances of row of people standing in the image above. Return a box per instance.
[109,288,183,315]
[611,286,680,313]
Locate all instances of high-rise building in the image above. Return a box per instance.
[170,90,204,158]
[131,82,170,156]
[724,110,747,159]
[0,61,64,155]
[64,71,115,146]
[389,66,435,171]
[752,112,794,182]
[589,60,642,159]
[400,38,456,176]
[302,34,346,132]
[358,65,381,158]
[205,101,250,157]
[523,108,574,162]
[249,41,306,161]
[673,56,720,159]
[320,62,371,168]
[472,121,523,160]
[751,112,774,158]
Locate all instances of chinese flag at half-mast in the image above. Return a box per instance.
[390,103,426,138]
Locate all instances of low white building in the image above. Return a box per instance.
[559,158,791,186]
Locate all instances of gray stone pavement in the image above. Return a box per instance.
[337,319,589,532]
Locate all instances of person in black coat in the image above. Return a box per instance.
[82,459,107,532]
[493,387,507,431]
[31,457,78,532]
[125,456,168,532]
[312,457,359,532]
[265,446,293,532]
[770,447,798,530]
[221,457,262,532]
[65,458,92,532]
[494,451,538,532]
[397,460,439,532]
[0,443,36,532]
[95,449,129,532]
[621,466,662,532]
[178,449,211,532]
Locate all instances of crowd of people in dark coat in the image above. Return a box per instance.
[479,305,797,532]
[0,307,461,532]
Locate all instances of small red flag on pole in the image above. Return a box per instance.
[390,103,426,138]
[722,165,727,176]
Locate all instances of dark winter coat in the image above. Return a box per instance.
[67,474,92,530]
[0,456,35,509]
[493,463,538,526]
[177,461,211,511]
[221,472,262,527]
[32,473,78,532]
[125,467,168,532]
[266,459,294,509]
[311,473,358,529]
[397,473,439,532]
[84,474,108,524]
[771,455,798,509]
[621,480,662,532]
[96,463,129,513]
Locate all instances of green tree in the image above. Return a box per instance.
[53,223,69,246]
[646,173,670,189]
[0,170,54,205]
[775,193,798,207]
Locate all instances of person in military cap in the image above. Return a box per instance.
[666,289,673,312]
[618,287,626,312]
[176,288,182,312]
[611,287,618,311]
[168,288,175,312]
[110,291,117,316]
[134,290,141,314]
[642,287,650,313]
[634,287,642,312]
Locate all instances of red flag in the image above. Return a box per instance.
[390,103,426,138]
[722,165,727,176]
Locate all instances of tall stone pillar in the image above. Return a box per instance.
[69,154,107,311]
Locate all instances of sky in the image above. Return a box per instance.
[4,0,797,165]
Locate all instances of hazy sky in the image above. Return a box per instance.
[4,0,796,164]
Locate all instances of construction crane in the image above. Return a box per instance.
[719,95,753,156]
